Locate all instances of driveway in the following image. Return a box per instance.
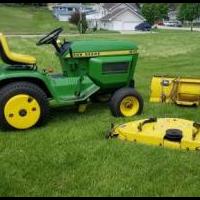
[157,25,200,32]
[120,30,157,34]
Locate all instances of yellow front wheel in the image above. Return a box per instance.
[109,87,143,117]
[4,94,41,129]
[0,82,49,130]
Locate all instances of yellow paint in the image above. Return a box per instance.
[120,96,139,117]
[163,140,180,149]
[111,118,200,151]
[150,75,200,106]
[0,33,36,64]
[56,39,61,45]
[78,104,87,113]
[66,49,137,58]
[4,94,41,129]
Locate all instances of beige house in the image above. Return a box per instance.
[87,3,145,31]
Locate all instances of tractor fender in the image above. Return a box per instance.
[0,71,57,101]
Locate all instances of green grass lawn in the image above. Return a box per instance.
[1,29,200,197]
[0,5,120,35]
[0,5,78,34]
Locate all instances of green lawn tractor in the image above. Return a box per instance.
[0,27,143,130]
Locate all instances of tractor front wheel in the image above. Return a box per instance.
[109,87,143,117]
[0,82,49,130]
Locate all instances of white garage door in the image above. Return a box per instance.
[113,21,123,30]
[123,22,138,30]
[58,15,69,21]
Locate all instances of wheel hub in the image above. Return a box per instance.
[120,96,140,117]
[19,109,27,117]
[125,102,133,109]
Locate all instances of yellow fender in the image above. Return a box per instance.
[150,75,200,106]
[107,118,200,151]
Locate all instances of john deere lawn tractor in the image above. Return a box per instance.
[0,27,143,130]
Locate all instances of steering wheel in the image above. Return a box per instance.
[36,27,63,46]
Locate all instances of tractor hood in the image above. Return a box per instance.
[70,40,138,53]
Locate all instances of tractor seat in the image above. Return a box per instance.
[0,33,36,65]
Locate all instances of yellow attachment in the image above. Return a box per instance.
[150,75,200,106]
[78,104,87,113]
[120,96,139,117]
[110,118,200,151]
[56,39,61,45]
[4,94,41,129]
[0,33,36,64]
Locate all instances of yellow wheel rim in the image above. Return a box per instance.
[120,96,140,117]
[4,94,41,129]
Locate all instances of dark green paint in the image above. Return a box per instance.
[68,40,138,53]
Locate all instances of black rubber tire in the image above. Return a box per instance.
[0,81,49,130]
[109,87,143,117]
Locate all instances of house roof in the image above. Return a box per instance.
[52,3,85,9]
[126,3,140,11]
[101,7,125,20]
[102,3,117,10]
[102,3,141,12]
[101,3,145,21]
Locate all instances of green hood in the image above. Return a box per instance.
[70,40,138,53]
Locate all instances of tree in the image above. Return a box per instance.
[141,3,168,25]
[69,11,88,34]
[177,3,200,31]
[69,11,80,26]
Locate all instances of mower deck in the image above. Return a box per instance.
[107,118,200,151]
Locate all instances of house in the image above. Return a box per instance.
[52,3,85,21]
[86,3,107,29]
[167,9,177,21]
[94,3,145,31]
[51,3,145,31]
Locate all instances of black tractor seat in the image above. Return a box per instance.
[0,33,36,65]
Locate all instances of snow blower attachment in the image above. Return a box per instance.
[150,75,200,106]
[106,118,200,151]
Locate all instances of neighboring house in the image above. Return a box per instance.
[86,3,107,29]
[52,3,85,21]
[52,3,145,31]
[98,3,145,31]
[86,3,145,31]
[167,9,177,21]
[167,8,200,24]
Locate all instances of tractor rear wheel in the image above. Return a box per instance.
[0,82,49,130]
[109,87,143,117]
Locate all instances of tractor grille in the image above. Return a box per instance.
[102,62,129,74]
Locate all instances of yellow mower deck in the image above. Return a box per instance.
[150,75,200,106]
[108,118,200,151]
